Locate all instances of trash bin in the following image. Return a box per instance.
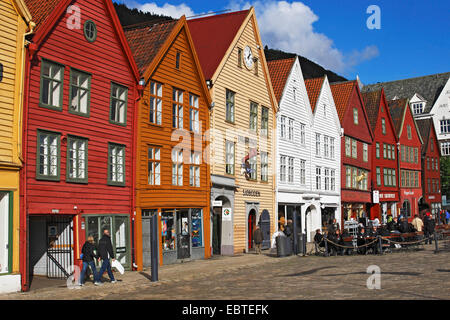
[297,233,307,255]
[276,235,288,257]
[286,236,293,256]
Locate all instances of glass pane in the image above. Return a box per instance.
[113,216,128,265]
[191,209,203,247]
[161,211,175,251]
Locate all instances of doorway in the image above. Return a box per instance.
[212,207,222,255]
[0,192,10,275]
[248,209,256,251]
[176,210,190,260]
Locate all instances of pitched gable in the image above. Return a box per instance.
[330,81,355,122]
[187,10,249,80]
[304,77,325,112]
[267,57,296,103]
[387,98,407,137]
[361,90,381,132]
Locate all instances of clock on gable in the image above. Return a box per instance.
[243,45,254,70]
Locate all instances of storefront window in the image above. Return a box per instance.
[161,211,176,251]
[191,209,203,248]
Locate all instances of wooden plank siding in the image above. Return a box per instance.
[24,0,137,219]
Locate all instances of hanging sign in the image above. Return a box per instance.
[222,208,232,221]
[213,200,222,207]
[373,190,379,204]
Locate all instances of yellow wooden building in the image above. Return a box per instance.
[0,0,32,292]
[188,8,278,255]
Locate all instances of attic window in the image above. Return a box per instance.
[0,63,3,82]
[412,103,424,115]
[353,108,358,125]
[84,20,97,43]
[237,48,242,68]
[176,51,181,69]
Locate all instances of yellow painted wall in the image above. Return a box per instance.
[0,0,30,274]
[209,12,277,254]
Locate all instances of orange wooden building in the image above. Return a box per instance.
[124,17,212,268]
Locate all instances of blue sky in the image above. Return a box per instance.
[116,0,450,85]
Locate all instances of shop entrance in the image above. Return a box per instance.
[212,207,222,255]
[85,215,130,269]
[0,192,10,275]
[248,209,256,250]
[321,207,335,230]
[402,200,411,218]
[177,210,190,260]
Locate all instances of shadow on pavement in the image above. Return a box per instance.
[281,266,337,277]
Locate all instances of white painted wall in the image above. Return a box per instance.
[429,78,450,153]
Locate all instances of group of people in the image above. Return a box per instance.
[439,209,450,225]
[79,228,117,286]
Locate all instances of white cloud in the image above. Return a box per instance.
[137,2,195,18]
[230,0,379,73]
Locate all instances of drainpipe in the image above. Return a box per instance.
[20,21,35,292]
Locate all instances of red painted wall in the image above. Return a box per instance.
[422,122,442,204]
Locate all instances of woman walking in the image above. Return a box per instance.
[79,236,99,286]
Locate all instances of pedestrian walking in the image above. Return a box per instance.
[79,236,99,286]
[96,229,116,284]
[253,225,263,254]
[446,209,450,225]
[411,214,424,232]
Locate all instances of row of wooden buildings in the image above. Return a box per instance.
[0,0,447,293]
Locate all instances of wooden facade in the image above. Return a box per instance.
[0,0,32,292]
[125,17,212,267]
[188,8,278,254]
[21,0,139,290]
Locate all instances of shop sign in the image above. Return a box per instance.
[428,195,436,200]
[403,190,414,196]
[222,208,232,221]
[380,193,396,199]
[373,190,379,203]
[213,200,222,207]
[116,247,126,253]
[243,189,260,197]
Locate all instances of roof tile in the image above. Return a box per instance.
[330,80,357,122]
[304,77,325,112]
[267,58,296,103]
[24,0,60,32]
[361,90,382,131]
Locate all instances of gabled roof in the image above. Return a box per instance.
[415,118,440,155]
[12,0,32,22]
[24,0,140,82]
[304,77,325,112]
[363,72,450,113]
[361,89,382,131]
[267,57,296,103]
[124,19,178,75]
[187,9,249,80]
[329,80,357,122]
[387,98,408,137]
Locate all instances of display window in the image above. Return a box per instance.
[191,209,203,248]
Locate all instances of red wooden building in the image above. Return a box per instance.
[21,0,140,290]
[387,98,423,221]
[416,118,442,217]
[361,89,399,222]
[330,81,374,225]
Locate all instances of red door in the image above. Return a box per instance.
[248,210,256,250]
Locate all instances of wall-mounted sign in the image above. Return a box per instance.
[380,193,396,199]
[243,189,260,197]
[213,200,222,207]
[373,190,379,204]
[52,209,59,214]
[222,208,232,221]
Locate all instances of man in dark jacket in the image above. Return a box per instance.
[79,236,99,286]
[96,229,116,284]
[253,225,263,254]
[423,212,435,245]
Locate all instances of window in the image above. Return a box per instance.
[330,138,335,159]
[161,211,175,251]
[376,167,381,186]
[249,149,257,180]
[189,94,199,133]
[316,133,321,156]
[346,167,351,188]
[407,125,412,139]
[225,140,235,175]
[226,89,235,123]
[441,142,450,156]
[175,51,181,69]
[376,142,380,158]
[293,87,297,102]
[83,20,97,43]
[414,148,418,163]
[401,145,405,162]
[440,120,450,134]
[67,136,87,183]
[280,116,286,139]
[381,118,386,135]
[345,137,351,157]
[300,123,306,145]
[37,130,60,180]
[280,156,286,182]
[324,168,330,191]
[172,89,183,129]
[363,143,368,162]
[237,48,243,68]
[300,159,306,185]
[108,143,125,185]
[254,59,258,76]
[351,139,357,159]
[413,103,423,115]
[315,167,321,190]
[288,157,294,183]
[40,60,64,110]
[428,179,431,193]
[148,146,161,185]
[190,152,200,187]
[353,108,358,125]
[69,69,90,116]
[249,102,258,131]
[352,168,357,189]
[260,152,268,182]
[391,145,395,160]
[330,170,336,191]
[401,169,419,188]
[110,83,128,125]
[171,148,183,186]
[430,158,433,171]
[288,118,294,141]
[261,107,269,136]
[324,136,329,158]
[383,144,387,159]
[149,81,163,125]
[430,139,434,152]
[191,209,203,248]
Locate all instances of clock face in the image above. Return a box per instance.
[244,46,253,69]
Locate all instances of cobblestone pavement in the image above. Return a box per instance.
[2,245,449,300]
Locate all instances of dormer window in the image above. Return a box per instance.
[412,102,424,115]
